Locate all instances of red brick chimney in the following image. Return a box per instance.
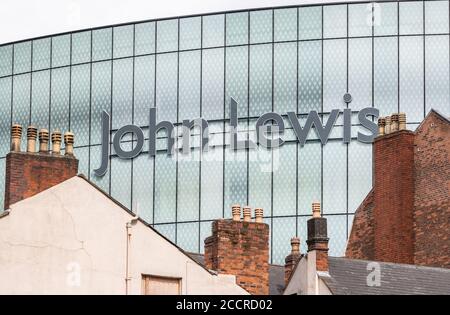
[306,202,329,272]
[373,113,415,265]
[284,237,301,285]
[4,125,78,210]
[204,205,270,295]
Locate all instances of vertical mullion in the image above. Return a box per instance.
[398,1,400,114]
[9,45,14,149]
[222,14,227,219]
[88,31,93,179]
[48,38,53,135]
[246,11,250,207]
[423,0,426,119]
[109,28,114,195]
[295,7,299,237]
[68,34,73,130]
[270,9,275,265]
[131,24,136,213]
[29,41,33,126]
[198,16,203,253]
[175,18,180,244]
[320,6,324,214]
[345,3,349,239]
[152,22,158,226]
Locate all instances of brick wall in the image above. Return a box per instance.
[413,112,450,268]
[345,190,375,260]
[5,152,78,209]
[204,219,270,295]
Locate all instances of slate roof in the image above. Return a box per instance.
[324,257,450,295]
[186,252,286,295]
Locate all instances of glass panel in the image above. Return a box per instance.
[426,36,450,117]
[177,151,200,222]
[323,39,347,112]
[274,42,296,113]
[249,44,272,116]
[225,46,248,119]
[298,142,321,215]
[272,217,296,264]
[135,22,155,55]
[0,159,4,210]
[200,221,212,253]
[72,31,91,65]
[154,224,176,243]
[224,148,247,212]
[89,145,110,192]
[323,5,347,38]
[133,151,154,224]
[179,50,200,120]
[299,6,322,40]
[113,25,134,58]
[52,35,71,67]
[73,146,89,177]
[348,141,372,213]
[90,61,111,145]
[374,37,398,117]
[273,144,297,217]
[50,67,70,132]
[296,216,309,253]
[299,40,321,113]
[348,38,372,110]
[374,2,398,36]
[202,48,224,120]
[201,146,223,220]
[349,3,373,37]
[92,28,112,61]
[0,45,12,77]
[323,141,347,214]
[180,17,201,50]
[70,64,90,146]
[111,153,131,209]
[31,71,50,133]
[0,78,11,157]
[325,215,348,256]
[400,36,424,122]
[425,1,449,34]
[226,12,248,46]
[12,74,30,134]
[177,222,199,253]
[156,53,178,121]
[400,1,424,35]
[157,19,178,53]
[32,38,51,71]
[154,153,176,224]
[250,10,272,44]
[274,8,297,42]
[249,146,271,217]
[203,14,225,48]
[134,55,155,126]
[112,58,133,129]
[14,41,31,74]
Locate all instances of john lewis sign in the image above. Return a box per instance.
[94,98,379,177]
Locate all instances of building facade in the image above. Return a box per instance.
[0,1,449,264]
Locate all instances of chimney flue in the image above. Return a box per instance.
[284,237,302,285]
[39,129,49,153]
[385,116,391,134]
[51,130,62,154]
[378,117,386,136]
[64,131,74,156]
[255,208,263,223]
[399,113,407,131]
[312,202,321,218]
[391,114,399,132]
[26,126,38,153]
[243,206,251,222]
[11,124,22,152]
[232,204,241,221]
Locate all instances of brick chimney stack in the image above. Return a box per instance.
[306,202,329,272]
[4,124,79,210]
[373,113,415,265]
[204,205,270,295]
[284,237,301,285]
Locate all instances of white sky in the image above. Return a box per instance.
[0,0,362,44]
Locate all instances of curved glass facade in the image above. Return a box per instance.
[0,1,449,264]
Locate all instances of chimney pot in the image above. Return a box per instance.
[385,116,391,134]
[26,126,38,153]
[291,237,301,254]
[255,208,263,223]
[64,131,75,156]
[10,124,22,152]
[232,204,241,221]
[391,114,399,132]
[398,113,407,130]
[312,202,321,218]
[51,130,62,154]
[243,206,251,222]
[38,129,49,153]
[378,117,386,136]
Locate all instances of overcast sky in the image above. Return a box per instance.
[0,0,362,44]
